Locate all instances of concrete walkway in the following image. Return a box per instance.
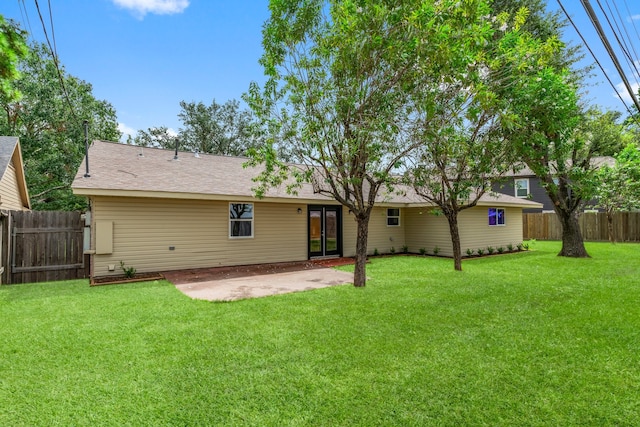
[172,268,354,301]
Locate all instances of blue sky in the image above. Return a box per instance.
[3,0,640,141]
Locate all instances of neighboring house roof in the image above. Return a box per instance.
[72,140,542,209]
[0,136,31,210]
[504,156,615,177]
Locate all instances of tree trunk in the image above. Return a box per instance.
[556,209,590,257]
[607,209,615,243]
[353,214,371,287]
[445,211,463,271]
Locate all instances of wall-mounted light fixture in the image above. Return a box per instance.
[297,208,302,214]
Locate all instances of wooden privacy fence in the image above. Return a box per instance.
[1,210,89,284]
[523,212,640,242]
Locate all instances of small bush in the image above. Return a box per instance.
[497,246,504,254]
[523,243,530,251]
[419,247,426,256]
[433,246,440,255]
[402,245,408,254]
[119,261,136,278]
[390,247,396,255]
[476,248,485,256]
[517,243,523,251]
[487,246,495,255]
[466,248,474,257]
[373,248,379,256]
[507,243,514,252]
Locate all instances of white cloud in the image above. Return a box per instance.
[166,127,178,137]
[614,81,640,104]
[629,14,640,22]
[111,0,189,17]
[118,122,137,141]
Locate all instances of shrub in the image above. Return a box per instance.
[477,248,485,256]
[507,243,514,252]
[419,247,426,256]
[390,247,396,255]
[466,248,474,257]
[497,246,504,254]
[433,246,440,255]
[487,246,495,255]
[373,248,379,256]
[517,243,523,251]
[402,245,408,254]
[523,243,530,251]
[119,261,136,278]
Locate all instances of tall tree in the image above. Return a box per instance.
[129,126,178,149]
[594,144,640,242]
[246,0,510,286]
[177,99,258,156]
[0,15,28,102]
[408,7,558,271]
[0,42,120,210]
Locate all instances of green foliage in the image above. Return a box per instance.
[2,242,639,425]
[419,247,427,256]
[0,42,120,210]
[433,246,440,255]
[507,243,514,252]
[497,246,504,254]
[373,248,379,257]
[0,15,28,102]
[477,248,485,256]
[594,144,640,214]
[401,245,408,254]
[119,261,136,279]
[487,246,495,255]
[466,248,474,257]
[390,247,396,255]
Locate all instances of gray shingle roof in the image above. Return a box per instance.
[0,136,19,178]
[72,140,542,208]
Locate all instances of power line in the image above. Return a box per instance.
[580,0,640,112]
[596,0,640,86]
[33,0,79,122]
[556,0,637,120]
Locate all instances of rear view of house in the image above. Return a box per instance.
[72,141,540,280]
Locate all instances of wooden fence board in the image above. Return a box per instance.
[523,212,640,242]
[1,211,88,284]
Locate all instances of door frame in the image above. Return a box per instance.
[307,205,342,258]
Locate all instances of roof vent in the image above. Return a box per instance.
[194,149,200,158]
[172,138,179,161]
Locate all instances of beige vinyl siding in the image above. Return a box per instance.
[405,206,524,257]
[91,196,307,277]
[342,206,406,256]
[0,161,27,210]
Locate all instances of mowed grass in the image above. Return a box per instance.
[1,241,639,426]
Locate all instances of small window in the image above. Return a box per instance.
[230,203,253,238]
[387,208,400,226]
[514,178,529,198]
[488,208,505,226]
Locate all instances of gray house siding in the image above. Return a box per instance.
[492,177,553,213]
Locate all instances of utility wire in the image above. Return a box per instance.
[33,0,78,122]
[596,0,640,85]
[607,0,640,73]
[623,0,640,49]
[580,0,640,112]
[557,0,637,120]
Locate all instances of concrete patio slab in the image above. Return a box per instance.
[173,268,354,301]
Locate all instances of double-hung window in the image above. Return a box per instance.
[514,178,529,198]
[387,208,400,226]
[488,208,505,226]
[229,203,253,238]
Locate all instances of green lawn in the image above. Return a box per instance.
[1,241,639,426]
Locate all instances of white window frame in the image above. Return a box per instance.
[488,208,506,226]
[229,202,254,239]
[387,208,400,227]
[514,178,529,198]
